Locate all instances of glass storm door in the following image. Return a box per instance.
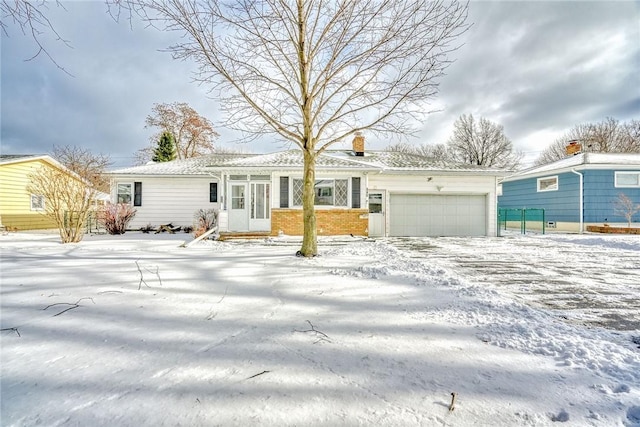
[368,191,385,237]
[250,182,271,231]
[228,183,249,231]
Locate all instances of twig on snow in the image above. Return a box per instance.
[217,286,228,303]
[43,297,95,317]
[1,327,21,337]
[136,260,163,289]
[205,286,229,320]
[144,265,163,287]
[135,260,151,290]
[294,320,331,343]
[246,370,271,380]
[449,392,457,412]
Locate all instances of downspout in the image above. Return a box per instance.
[571,169,583,233]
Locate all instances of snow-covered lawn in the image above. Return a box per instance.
[1,231,639,426]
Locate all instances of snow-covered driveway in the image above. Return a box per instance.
[389,233,640,331]
[1,232,639,426]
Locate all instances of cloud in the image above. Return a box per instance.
[414,1,639,163]
[1,1,638,167]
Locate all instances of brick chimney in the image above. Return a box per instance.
[565,140,582,155]
[352,132,365,156]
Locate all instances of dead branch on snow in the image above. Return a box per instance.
[135,260,163,290]
[449,392,457,412]
[294,320,331,344]
[43,297,95,316]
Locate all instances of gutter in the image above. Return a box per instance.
[571,169,583,233]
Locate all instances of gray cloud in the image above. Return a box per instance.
[415,1,639,163]
[1,1,638,167]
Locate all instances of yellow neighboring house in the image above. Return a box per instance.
[0,154,81,231]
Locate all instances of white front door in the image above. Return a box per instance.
[228,183,249,231]
[368,191,385,237]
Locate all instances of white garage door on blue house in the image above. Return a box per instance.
[389,194,487,237]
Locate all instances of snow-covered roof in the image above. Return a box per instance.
[0,154,73,173]
[108,150,508,176]
[323,150,505,173]
[0,154,53,166]
[504,153,640,181]
[107,154,256,176]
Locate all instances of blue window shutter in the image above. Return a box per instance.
[210,183,218,202]
[134,182,142,206]
[351,177,361,208]
[280,177,289,208]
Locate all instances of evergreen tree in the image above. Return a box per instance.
[152,131,177,162]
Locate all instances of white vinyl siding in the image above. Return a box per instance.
[112,177,221,230]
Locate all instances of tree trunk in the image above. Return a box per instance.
[300,149,317,257]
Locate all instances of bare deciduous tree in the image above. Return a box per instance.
[125,0,469,256]
[137,102,219,163]
[27,146,110,243]
[535,117,640,165]
[614,193,640,229]
[387,142,451,166]
[53,145,112,193]
[446,114,521,169]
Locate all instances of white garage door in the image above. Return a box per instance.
[390,194,486,237]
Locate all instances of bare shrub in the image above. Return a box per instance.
[140,223,154,234]
[193,209,218,238]
[615,193,640,229]
[99,203,137,235]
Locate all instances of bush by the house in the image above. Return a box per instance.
[140,223,154,233]
[193,208,218,238]
[99,203,137,235]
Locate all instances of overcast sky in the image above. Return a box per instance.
[1,1,638,168]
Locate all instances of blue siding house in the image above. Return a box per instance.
[499,153,640,232]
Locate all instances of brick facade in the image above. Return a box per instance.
[271,208,368,236]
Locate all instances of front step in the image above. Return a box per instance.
[218,231,273,241]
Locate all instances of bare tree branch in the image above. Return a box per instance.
[1,327,21,337]
[1,0,75,74]
[535,117,640,165]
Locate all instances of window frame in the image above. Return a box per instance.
[537,175,558,192]
[291,178,349,207]
[30,194,45,211]
[614,171,640,188]
[117,183,133,204]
